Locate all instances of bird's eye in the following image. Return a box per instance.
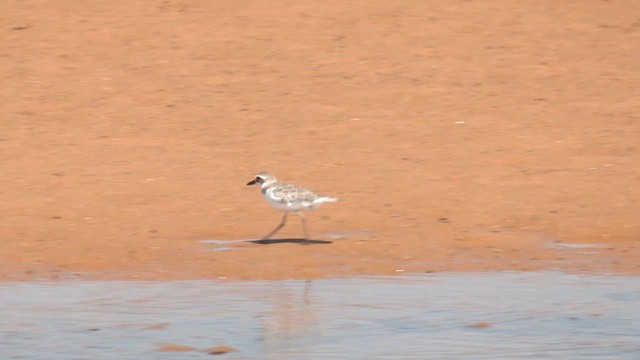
[256,177,262,182]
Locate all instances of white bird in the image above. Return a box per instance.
[246,172,338,239]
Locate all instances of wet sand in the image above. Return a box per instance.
[1,1,639,280]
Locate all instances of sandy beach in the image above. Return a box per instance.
[1,0,639,280]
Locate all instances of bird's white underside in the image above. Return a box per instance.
[264,195,338,211]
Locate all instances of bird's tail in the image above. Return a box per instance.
[316,196,339,203]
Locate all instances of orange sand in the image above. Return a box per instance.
[1,0,639,280]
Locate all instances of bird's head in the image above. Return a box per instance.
[246,172,277,187]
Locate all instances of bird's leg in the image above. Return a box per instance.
[295,211,310,239]
[262,211,288,240]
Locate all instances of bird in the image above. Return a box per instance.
[246,172,338,240]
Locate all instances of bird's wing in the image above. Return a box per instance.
[269,183,318,203]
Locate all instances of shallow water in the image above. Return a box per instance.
[1,273,639,359]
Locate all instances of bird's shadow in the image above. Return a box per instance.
[247,238,332,245]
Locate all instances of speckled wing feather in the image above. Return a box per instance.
[264,183,319,204]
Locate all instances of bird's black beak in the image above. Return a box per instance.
[247,179,256,186]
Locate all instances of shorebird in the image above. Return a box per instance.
[246,172,338,239]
